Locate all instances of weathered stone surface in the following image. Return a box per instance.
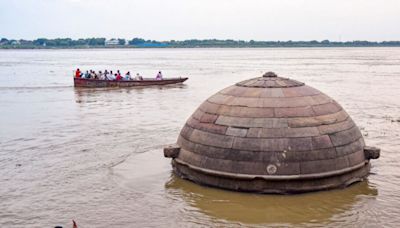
[270,162,301,175]
[228,97,264,108]
[186,117,228,135]
[288,137,313,151]
[181,137,335,163]
[172,160,371,194]
[318,117,354,135]
[164,144,180,158]
[335,156,350,170]
[180,148,302,175]
[187,129,234,149]
[199,113,218,123]
[232,137,289,151]
[288,110,348,128]
[191,109,204,121]
[177,135,196,151]
[335,138,365,156]
[247,127,320,138]
[241,87,264,97]
[167,73,378,194]
[236,76,304,88]
[220,86,248,97]
[364,146,380,159]
[330,126,362,146]
[286,127,321,138]
[231,137,262,151]
[311,94,333,104]
[216,94,334,108]
[261,138,290,151]
[216,116,288,128]
[226,127,248,137]
[198,101,221,114]
[346,150,366,166]
[218,85,237,95]
[216,105,275,118]
[192,141,285,163]
[207,93,234,105]
[300,158,337,174]
[287,148,337,161]
[223,150,261,162]
[262,96,315,108]
[246,128,265,137]
[311,135,333,149]
[259,88,285,98]
[178,149,203,167]
[274,106,315,118]
[312,102,342,116]
[179,124,194,139]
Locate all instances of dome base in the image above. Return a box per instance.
[171,159,371,194]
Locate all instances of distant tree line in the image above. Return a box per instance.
[1,37,400,48]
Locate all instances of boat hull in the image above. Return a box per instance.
[74,77,188,88]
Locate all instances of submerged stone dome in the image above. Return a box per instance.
[164,72,380,194]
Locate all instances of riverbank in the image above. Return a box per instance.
[2,38,400,49]
[3,45,400,49]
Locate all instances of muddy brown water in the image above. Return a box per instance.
[0,48,399,227]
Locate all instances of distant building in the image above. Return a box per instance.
[105,39,119,46]
[11,40,21,45]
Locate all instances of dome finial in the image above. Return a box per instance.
[263,72,277,77]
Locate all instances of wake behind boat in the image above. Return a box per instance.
[73,69,188,88]
[74,77,188,88]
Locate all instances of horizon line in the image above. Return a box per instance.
[2,37,400,43]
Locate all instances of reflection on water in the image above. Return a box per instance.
[73,84,188,100]
[165,175,377,226]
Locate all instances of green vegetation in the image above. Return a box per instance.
[1,37,400,49]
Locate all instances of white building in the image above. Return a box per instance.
[105,39,119,46]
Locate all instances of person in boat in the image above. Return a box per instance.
[124,71,131,80]
[107,71,115,80]
[91,70,97,79]
[75,68,81,78]
[156,71,163,80]
[94,71,99,80]
[115,73,122,81]
[99,71,106,80]
[98,70,104,80]
[83,70,89,79]
[135,73,143,80]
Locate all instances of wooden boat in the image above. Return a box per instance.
[74,77,188,88]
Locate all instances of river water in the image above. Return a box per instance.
[0,48,399,227]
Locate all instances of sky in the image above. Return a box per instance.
[1,0,400,41]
